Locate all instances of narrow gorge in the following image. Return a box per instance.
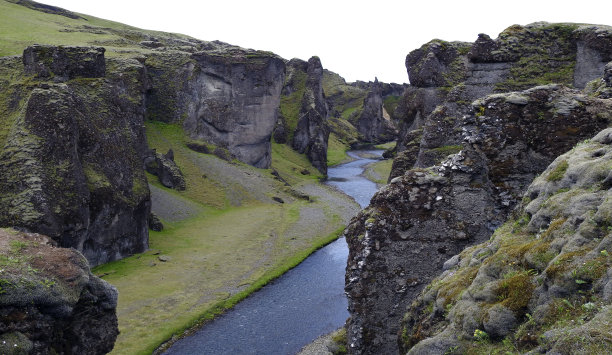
[0,1,611,355]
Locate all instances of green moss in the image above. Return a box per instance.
[279,69,307,142]
[383,95,401,117]
[438,266,479,307]
[546,160,569,182]
[495,270,535,313]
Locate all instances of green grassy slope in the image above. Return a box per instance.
[0,0,194,57]
[93,122,358,354]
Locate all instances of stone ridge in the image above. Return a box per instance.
[0,228,119,354]
[391,22,612,181]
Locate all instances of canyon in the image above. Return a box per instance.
[0,1,611,354]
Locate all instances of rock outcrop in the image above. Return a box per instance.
[145,44,285,168]
[0,46,151,267]
[0,228,119,354]
[292,56,330,175]
[345,23,612,353]
[400,128,612,354]
[391,22,612,180]
[356,78,397,143]
[144,149,186,190]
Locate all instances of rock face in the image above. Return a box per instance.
[292,57,330,175]
[23,44,106,79]
[392,23,612,180]
[0,46,150,267]
[345,25,612,352]
[0,228,119,354]
[145,44,285,168]
[356,78,397,143]
[400,128,612,354]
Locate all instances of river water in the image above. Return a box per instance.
[164,150,384,355]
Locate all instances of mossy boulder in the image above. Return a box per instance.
[0,228,118,354]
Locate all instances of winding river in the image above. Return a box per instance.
[164,150,384,355]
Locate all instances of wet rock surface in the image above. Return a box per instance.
[0,228,118,354]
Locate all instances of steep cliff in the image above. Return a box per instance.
[145,44,285,169]
[0,46,150,267]
[0,228,119,354]
[346,23,612,354]
[391,22,612,180]
[356,78,398,143]
[277,57,330,174]
[400,128,612,354]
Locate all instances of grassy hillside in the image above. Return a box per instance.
[0,0,195,57]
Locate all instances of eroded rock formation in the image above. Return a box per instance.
[400,128,612,354]
[0,228,119,354]
[292,56,330,175]
[346,23,612,354]
[145,44,285,168]
[0,46,150,267]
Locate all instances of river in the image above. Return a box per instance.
[163,150,384,355]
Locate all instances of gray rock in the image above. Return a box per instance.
[291,56,330,175]
[483,304,517,338]
[0,52,151,267]
[23,44,105,79]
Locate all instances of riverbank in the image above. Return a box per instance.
[93,123,360,355]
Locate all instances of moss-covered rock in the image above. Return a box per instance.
[0,47,150,267]
[0,228,118,354]
[400,128,612,354]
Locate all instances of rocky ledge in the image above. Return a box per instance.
[0,228,118,354]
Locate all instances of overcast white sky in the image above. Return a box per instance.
[41,0,612,83]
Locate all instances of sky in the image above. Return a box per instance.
[40,0,612,84]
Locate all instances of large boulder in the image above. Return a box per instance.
[0,228,119,354]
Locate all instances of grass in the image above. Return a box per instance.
[90,120,352,354]
[364,159,393,186]
[327,133,351,167]
[95,202,347,355]
[0,0,193,58]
